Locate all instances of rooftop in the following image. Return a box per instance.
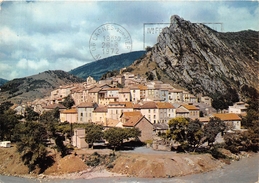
[213,113,242,121]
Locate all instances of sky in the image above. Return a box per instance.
[0,0,258,80]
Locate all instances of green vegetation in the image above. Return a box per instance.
[226,89,259,153]
[25,107,39,121]
[61,94,75,109]
[167,117,226,152]
[85,152,117,168]
[85,123,104,146]
[104,127,141,150]
[0,102,19,141]
[211,87,239,110]
[69,51,146,80]
[0,78,8,86]
[16,121,50,173]
[0,78,24,92]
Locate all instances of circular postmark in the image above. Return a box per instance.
[89,23,132,60]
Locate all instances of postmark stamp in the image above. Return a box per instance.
[89,23,132,60]
[143,22,223,49]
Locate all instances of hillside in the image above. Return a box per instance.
[0,78,8,86]
[0,70,84,104]
[69,51,146,80]
[128,15,259,103]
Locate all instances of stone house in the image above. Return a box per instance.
[42,103,66,113]
[182,91,198,103]
[200,96,212,106]
[60,108,78,123]
[72,128,88,149]
[168,89,183,103]
[123,115,153,142]
[92,106,107,125]
[120,111,143,123]
[140,101,175,124]
[107,102,134,121]
[88,87,102,104]
[179,104,200,119]
[77,102,97,123]
[118,88,131,102]
[86,76,96,85]
[213,113,242,130]
[129,85,141,103]
[71,87,84,105]
[50,85,75,104]
[175,107,189,118]
[228,102,248,115]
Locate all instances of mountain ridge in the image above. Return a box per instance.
[0,78,8,86]
[127,15,258,104]
[69,51,146,80]
[0,70,84,104]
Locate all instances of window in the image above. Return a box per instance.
[148,109,151,113]
[81,113,83,117]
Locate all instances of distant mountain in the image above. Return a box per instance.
[127,15,259,107]
[69,51,146,80]
[0,70,84,104]
[0,78,8,86]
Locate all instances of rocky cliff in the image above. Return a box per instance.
[130,15,259,102]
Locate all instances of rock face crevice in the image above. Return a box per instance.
[131,15,259,98]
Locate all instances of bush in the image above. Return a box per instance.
[209,148,227,159]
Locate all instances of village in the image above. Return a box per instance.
[10,70,247,150]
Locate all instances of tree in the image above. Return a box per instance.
[187,119,204,149]
[39,107,60,124]
[124,127,141,140]
[25,107,39,121]
[0,109,19,141]
[85,123,104,146]
[0,101,13,114]
[103,127,141,150]
[168,117,189,150]
[203,117,226,146]
[61,94,75,109]
[16,121,49,173]
[104,127,125,150]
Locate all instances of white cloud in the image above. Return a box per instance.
[17,59,49,70]
[0,1,258,80]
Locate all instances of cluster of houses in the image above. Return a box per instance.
[13,72,247,147]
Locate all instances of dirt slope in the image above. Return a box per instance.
[0,145,224,179]
[111,152,223,178]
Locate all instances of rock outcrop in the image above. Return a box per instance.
[130,15,259,100]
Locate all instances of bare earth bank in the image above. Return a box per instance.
[0,145,253,180]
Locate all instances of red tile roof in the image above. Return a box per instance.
[121,111,142,119]
[141,101,157,109]
[123,115,145,127]
[61,108,77,114]
[77,102,94,108]
[108,102,134,108]
[156,102,175,109]
[93,106,107,112]
[181,105,199,110]
[213,113,241,121]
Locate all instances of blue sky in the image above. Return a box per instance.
[0,0,258,80]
